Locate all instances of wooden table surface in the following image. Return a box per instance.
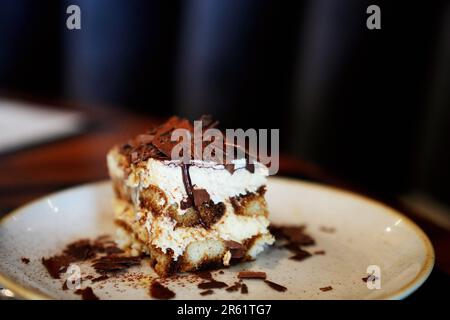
[1,99,449,298]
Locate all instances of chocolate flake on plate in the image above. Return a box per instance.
[41,255,72,279]
[42,237,124,279]
[283,243,305,253]
[150,280,175,299]
[289,249,312,261]
[194,271,213,281]
[103,246,124,255]
[226,282,241,292]
[198,280,228,290]
[21,257,30,264]
[264,280,287,292]
[63,239,97,261]
[283,227,315,246]
[92,256,141,273]
[240,283,248,294]
[238,271,267,279]
[270,225,315,246]
[200,289,214,296]
[75,287,99,300]
[314,250,326,255]
[319,286,333,292]
[362,273,379,283]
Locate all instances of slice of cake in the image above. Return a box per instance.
[107,116,274,276]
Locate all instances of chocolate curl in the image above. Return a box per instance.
[192,188,210,207]
[152,116,193,157]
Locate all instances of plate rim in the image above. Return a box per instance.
[0,177,435,300]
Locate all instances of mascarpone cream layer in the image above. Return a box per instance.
[144,202,274,260]
[108,149,268,212]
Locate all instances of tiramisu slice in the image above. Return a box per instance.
[107,116,274,276]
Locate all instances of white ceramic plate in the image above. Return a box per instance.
[0,177,434,300]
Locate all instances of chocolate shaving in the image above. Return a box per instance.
[198,280,228,289]
[224,164,235,174]
[245,163,255,173]
[200,289,214,296]
[125,143,165,164]
[117,115,263,168]
[75,287,99,300]
[152,116,193,157]
[192,188,211,207]
[180,198,193,210]
[21,257,30,264]
[283,243,303,253]
[195,271,213,281]
[224,240,246,259]
[289,249,312,261]
[264,280,287,292]
[283,228,315,245]
[226,282,242,292]
[92,256,141,273]
[42,237,125,278]
[362,273,379,283]
[104,246,124,255]
[181,164,194,202]
[320,286,333,292]
[240,283,248,294]
[150,280,175,299]
[270,225,315,246]
[41,255,72,279]
[62,280,68,291]
[63,239,97,261]
[314,250,326,255]
[224,240,243,250]
[238,271,267,279]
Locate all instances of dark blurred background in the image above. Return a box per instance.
[0,0,449,206]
